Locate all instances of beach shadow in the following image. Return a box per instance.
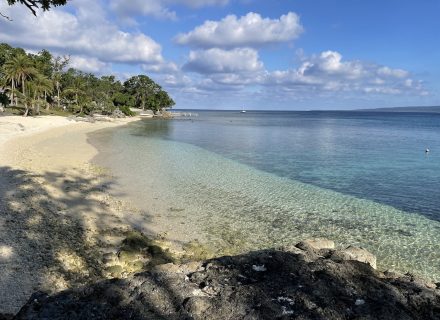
[0,165,161,315]
[0,158,206,319]
[12,248,440,319]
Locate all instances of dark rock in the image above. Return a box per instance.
[183,297,212,316]
[14,244,440,320]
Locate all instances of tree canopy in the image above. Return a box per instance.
[6,0,67,15]
[0,43,175,116]
[123,75,174,112]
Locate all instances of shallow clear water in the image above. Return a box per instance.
[91,111,440,281]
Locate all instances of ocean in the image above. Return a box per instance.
[90,111,440,281]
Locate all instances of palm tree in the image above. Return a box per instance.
[63,77,86,113]
[53,71,62,108]
[17,88,37,116]
[3,54,36,115]
[28,74,53,114]
[2,61,19,106]
[51,55,69,109]
[0,78,7,112]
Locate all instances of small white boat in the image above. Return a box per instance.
[241,107,246,113]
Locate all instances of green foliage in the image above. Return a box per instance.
[0,92,8,106]
[153,90,175,111]
[0,43,25,68]
[112,92,134,108]
[123,75,175,111]
[0,43,175,116]
[118,105,135,116]
[6,0,67,16]
[31,49,53,78]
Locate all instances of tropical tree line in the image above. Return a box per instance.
[0,43,175,116]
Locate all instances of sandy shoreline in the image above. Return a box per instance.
[0,115,146,314]
[0,116,74,150]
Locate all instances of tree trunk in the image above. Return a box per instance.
[11,78,17,106]
[10,79,14,106]
[57,82,60,109]
[44,90,50,110]
[22,78,28,117]
[35,93,40,115]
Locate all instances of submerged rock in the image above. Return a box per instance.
[296,238,336,251]
[331,245,377,269]
[14,241,440,320]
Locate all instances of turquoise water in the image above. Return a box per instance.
[91,111,440,281]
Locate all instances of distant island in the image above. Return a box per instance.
[356,105,440,113]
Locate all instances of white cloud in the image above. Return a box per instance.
[0,1,164,65]
[161,73,193,88]
[110,0,177,21]
[377,66,409,78]
[110,0,229,20]
[174,49,426,101]
[142,61,179,73]
[175,12,303,48]
[298,51,365,79]
[69,56,110,74]
[143,48,428,109]
[183,48,263,73]
[363,87,401,94]
[208,72,266,85]
[265,50,423,96]
[180,0,229,7]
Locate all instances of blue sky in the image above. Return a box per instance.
[1,0,439,109]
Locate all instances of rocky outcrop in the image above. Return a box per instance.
[14,241,440,320]
[330,245,377,269]
[296,238,335,251]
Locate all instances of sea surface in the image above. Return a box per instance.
[90,111,440,281]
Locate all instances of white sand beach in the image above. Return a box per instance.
[0,116,146,314]
[0,116,74,149]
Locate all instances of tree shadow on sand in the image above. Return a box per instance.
[0,165,163,315]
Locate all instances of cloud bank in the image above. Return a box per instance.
[175,12,303,48]
[110,0,230,20]
[183,48,263,73]
[0,0,164,66]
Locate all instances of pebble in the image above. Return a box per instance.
[355,299,365,306]
[252,265,267,272]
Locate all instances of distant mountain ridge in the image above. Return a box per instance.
[357,106,440,113]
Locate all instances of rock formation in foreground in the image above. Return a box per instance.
[13,240,440,320]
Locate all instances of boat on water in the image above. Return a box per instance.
[241,107,246,113]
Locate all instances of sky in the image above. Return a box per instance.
[0,0,439,110]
